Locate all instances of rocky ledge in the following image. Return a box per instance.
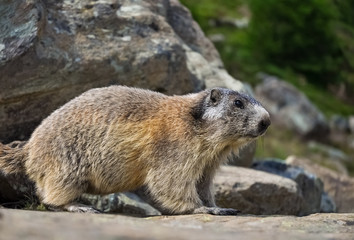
[0,209,353,240]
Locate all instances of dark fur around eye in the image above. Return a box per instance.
[234,100,244,109]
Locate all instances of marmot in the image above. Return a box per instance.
[0,86,270,215]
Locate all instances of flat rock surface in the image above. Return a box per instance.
[0,209,353,240]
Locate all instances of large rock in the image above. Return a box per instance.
[214,166,304,215]
[255,74,329,140]
[0,0,246,143]
[1,209,354,240]
[286,156,354,213]
[252,159,334,215]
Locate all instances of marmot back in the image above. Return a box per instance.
[1,86,270,215]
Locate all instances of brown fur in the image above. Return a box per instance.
[0,86,270,215]
[0,141,27,174]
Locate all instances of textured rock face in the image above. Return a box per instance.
[80,192,161,216]
[1,209,354,240]
[255,74,329,140]
[0,0,245,143]
[252,160,333,215]
[214,166,304,215]
[286,156,354,213]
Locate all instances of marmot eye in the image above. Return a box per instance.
[234,100,244,109]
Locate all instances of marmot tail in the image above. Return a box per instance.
[0,142,27,175]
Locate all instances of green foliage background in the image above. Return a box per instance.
[180,0,354,116]
[247,0,341,84]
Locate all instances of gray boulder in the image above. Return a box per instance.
[252,159,329,215]
[214,166,304,215]
[0,0,246,143]
[286,156,354,213]
[320,192,337,213]
[255,73,329,140]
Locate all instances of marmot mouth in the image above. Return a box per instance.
[245,134,259,138]
[245,129,268,138]
[258,127,268,136]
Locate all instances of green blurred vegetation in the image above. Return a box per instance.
[180,0,354,117]
[247,0,341,85]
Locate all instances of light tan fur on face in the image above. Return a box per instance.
[0,86,270,214]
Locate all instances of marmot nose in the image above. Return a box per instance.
[258,117,271,134]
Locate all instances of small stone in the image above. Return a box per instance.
[321,192,336,213]
[80,192,161,216]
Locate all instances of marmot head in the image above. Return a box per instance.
[194,88,270,145]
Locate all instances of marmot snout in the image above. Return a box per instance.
[0,86,270,215]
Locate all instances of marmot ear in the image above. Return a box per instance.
[209,88,223,105]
